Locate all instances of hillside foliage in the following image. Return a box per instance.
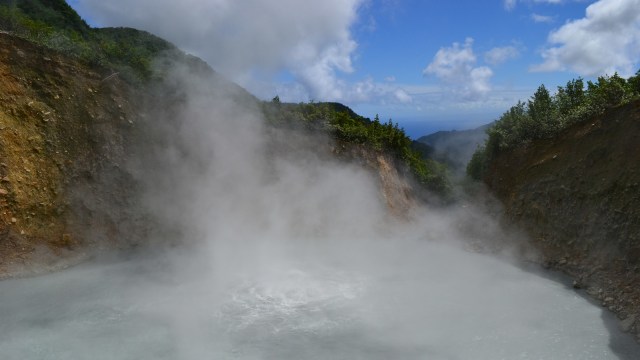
[0,0,178,82]
[468,71,640,180]
[263,100,451,196]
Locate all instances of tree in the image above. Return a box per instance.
[466,146,487,180]
[527,84,556,138]
[587,73,628,113]
[555,78,585,119]
[629,70,640,97]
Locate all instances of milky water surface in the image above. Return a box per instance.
[1,240,637,360]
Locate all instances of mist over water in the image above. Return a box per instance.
[0,240,633,359]
[1,64,638,359]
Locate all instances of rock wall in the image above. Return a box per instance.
[0,32,145,277]
[334,144,416,218]
[485,99,640,341]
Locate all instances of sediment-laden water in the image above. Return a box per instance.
[1,239,638,360]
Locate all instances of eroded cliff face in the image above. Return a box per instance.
[0,32,422,278]
[0,32,146,277]
[485,99,640,340]
[333,144,416,217]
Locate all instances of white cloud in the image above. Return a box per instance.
[76,0,365,101]
[531,13,555,23]
[484,46,520,65]
[504,0,517,10]
[469,67,493,95]
[423,38,494,101]
[393,88,413,104]
[333,79,416,105]
[507,0,582,10]
[392,84,533,120]
[532,0,640,77]
[266,76,414,107]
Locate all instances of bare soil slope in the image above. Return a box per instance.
[0,32,144,277]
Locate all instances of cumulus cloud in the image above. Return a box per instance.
[75,0,364,100]
[349,79,414,105]
[531,0,640,76]
[393,88,413,104]
[269,76,414,107]
[341,78,415,104]
[504,0,517,10]
[507,0,579,10]
[423,38,493,101]
[484,46,520,65]
[531,13,555,23]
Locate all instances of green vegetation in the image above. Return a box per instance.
[92,27,177,81]
[467,71,640,180]
[263,100,451,196]
[0,0,179,82]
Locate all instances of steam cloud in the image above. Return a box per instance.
[1,57,639,359]
[74,0,363,100]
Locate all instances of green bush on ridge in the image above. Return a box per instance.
[0,0,178,83]
[263,101,452,196]
[467,71,640,180]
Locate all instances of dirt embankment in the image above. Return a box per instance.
[0,32,146,277]
[335,143,416,217]
[486,99,640,341]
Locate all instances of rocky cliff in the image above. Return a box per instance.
[485,99,640,340]
[0,31,146,276]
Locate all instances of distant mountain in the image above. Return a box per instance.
[416,123,491,176]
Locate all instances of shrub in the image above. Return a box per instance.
[263,101,452,196]
[468,71,640,180]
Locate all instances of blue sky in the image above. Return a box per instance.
[70,0,640,138]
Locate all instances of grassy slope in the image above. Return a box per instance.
[0,0,179,82]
